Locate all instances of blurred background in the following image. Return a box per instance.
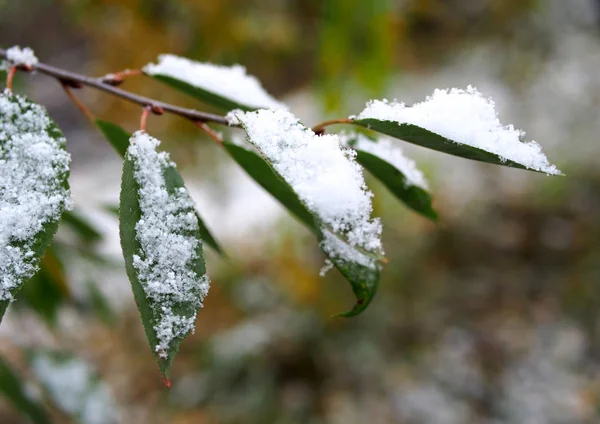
[1,0,600,423]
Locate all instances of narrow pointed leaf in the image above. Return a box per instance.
[353,88,561,175]
[96,119,225,256]
[143,54,286,111]
[0,92,71,323]
[233,110,384,316]
[353,119,537,170]
[0,356,51,424]
[120,132,210,377]
[95,119,129,157]
[356,150,437,220]
[224,142,380,316]
[344,134,438,220]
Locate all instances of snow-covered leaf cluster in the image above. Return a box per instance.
[0,91,71,318]
[120,131,209,374]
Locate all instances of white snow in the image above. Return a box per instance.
[0,91,72,302]
[126,131,209,358]
[356,86,561,175]
[143,54,286,110]
[343,133,429,190]
[235,109,382,263]
[4,46,38,67]
[31,353,120,424]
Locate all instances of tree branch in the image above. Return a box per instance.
[0,48,231,126]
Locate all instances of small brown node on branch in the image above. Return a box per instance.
[150,104,164,115]
[101,69,142,86]
[59,78,84,89]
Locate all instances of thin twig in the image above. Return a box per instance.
[61,81,95,124]
[5,65,17,92]
[195,121,223,145]
[0,48,231,126]
[311,118,352,134]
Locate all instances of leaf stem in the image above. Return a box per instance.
[5,66,17,92]
[311,118,352,134]
[195,121,223,145]
[0,48,231,126]
[61,82,95,124]
[140,106,151,132]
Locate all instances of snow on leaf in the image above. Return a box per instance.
[119,131,209,376]
[353,86,562,175]
[143,54,286,111]
[0,91,71,322]
[2,46,39,69]
[235,109,383,316]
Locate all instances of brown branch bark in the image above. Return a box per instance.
[0,48,231,126]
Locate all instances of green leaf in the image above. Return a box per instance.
[96,119,225,256]
[0,92,71,323]
[353,149,438,221]
[0,355,51,424]
[224,141,380,317]
[120,139,208,377]
[95,118,129,157]
[150,74,258,112]
[352,119,548,172]
[61,209,103,244]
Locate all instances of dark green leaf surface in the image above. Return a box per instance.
[96,119,225,255]
[0,93,70,323]
[0,356,51,424]
[149,74,258,112]
[353,118,546,172]
[354,150,438,221]
[120,151,207,377]
[225,141,380,317]
[95,118,129,157]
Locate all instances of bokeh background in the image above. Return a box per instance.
[1,0,600,423]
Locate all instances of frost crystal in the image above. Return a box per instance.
[144,54,286,110]
[127,132,209,358]
[343,133,429,190]
[4,46,39,67]
[236,109,382,263]
[357,86,561,175]
[0,91,71,302]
